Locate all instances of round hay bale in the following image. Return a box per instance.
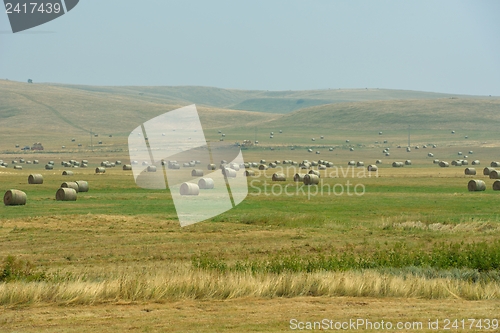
[439,161,449,168]
[33,160,39,164]
[483,167,495,176]
[433,159,440,164]
[48,161,54,165]
[230,163,240,171]
[349,148,354,151]
[13,165,22,170]
[356,161,364,167]
[207,163,216,170]
[222,168,237,178]
[462,160,468,165]
[468,179,486,192]
[56,188,77,201]
[115,161,122,165]
[318,165,327,170]
[472,160,481,165]
[244,170,256,177]
[367,165,378,171]
[294,173,306,182]
[4,189,27,206]
[61,181,79,192]
[272,173,286,181]
[428,153,434,157]
[258,164,268,170]
[348,161,356,166]
[192,169,204,177]
[406,147,411,152]
[183,162,191,168]
[329,147,333,151]
[147,165,157,172]
[123,164,132,170]
[376,160,382,164]
[198,178,214,189]
[170,163,180,169]
[465,168,476,175]
[180,182,199,196]
[491,161,500,168]
[307,148,313,153]
[62,170,74,176]
[45,164,54,170]
[268,162,277,168]
[325,162,334,167]
[81,164,88,168]
[385,153,390,156]
[452,160,462,166]
[75,180,89,192]
[251,162,259,167]
[12,160,17,164]
[28,174,43,184]
[244,163,250,168]
[19,159,25,163]
[303,174,319,185]
[81,160,88,165]
[95,167,106,174]
[308,170,320,177]
[392,162,404,168]
[493,180,500,191]
[489,170,500,179]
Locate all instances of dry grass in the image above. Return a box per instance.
[1,265,499,306]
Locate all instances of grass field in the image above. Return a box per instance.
[1,80,500,332]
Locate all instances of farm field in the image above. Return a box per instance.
[1,80,500,332]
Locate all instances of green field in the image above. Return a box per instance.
[1,80,500,332]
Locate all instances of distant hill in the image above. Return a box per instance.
[276,98,500,131]
[1,79,499,152]
[45,82,490,114]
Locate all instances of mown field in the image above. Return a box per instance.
[1,143,500,332]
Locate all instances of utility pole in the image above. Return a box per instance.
[90,128,94,152]
[408,125,411,147]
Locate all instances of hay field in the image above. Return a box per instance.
[1,80,500,332]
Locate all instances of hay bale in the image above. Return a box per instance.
[308,170,320,177]
[303,174,319,185]
[406,147,411,152]
[356,161,364,167]
[367,165,378,171]
[56,188,77,201]
[183,162,191,168]
[307,148,313,153]
[222,168,237,178]
[294,173,306,182]
[4,189,27,206]
[75,180,89,192]
[329,148,334,151]
[62,170,74,176]
[61,181,79,192]
[428,153,434,157]
[207,163,216,170]
[230,163,240,171]
[472,160,481,165]
[465,168,476,175]
[180,182,199,196]
[468,179,486,192]
[348,161,356,166]
[192,169,204,177]
[318,165,326,170]
[258,164,268,170]
[13,165,22,170]
[20,159,25,163]
[245,170,256,177]
[95,167,106,174]
[123,164,132,170]
[433,159,440,164]
[392,162,404,168]
[147,165,157,172]
[268,162,277,168]
[115,161,122,165]
[349,148,354,151]
[272,173,286,181]
[489,170,500,179]
[493,180,500,191]
[376,160,382,164]
[491,161,500,167]
[483,167,495,176]
[439,161,449,167]
[33,160,39,164]
[28,174,43,184]
[198,178,214,189]
[451,160,462,166]
[45,164,54,170]
[462,160,468,165]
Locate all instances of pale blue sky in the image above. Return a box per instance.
[1,0,499,95]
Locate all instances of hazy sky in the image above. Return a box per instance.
[1,0,499,95]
